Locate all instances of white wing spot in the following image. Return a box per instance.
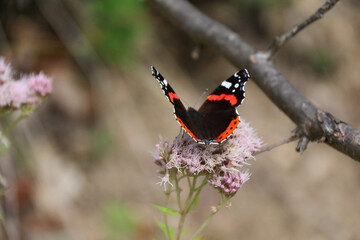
[163,79,168,86]
[221,81,232,89]
[232,89,235,93]
[234,83,239,88]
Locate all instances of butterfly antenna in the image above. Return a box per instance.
[193,88,209,108]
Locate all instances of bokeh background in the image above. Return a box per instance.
[0,0,359,239]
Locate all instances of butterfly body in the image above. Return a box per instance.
[151,66,249,144]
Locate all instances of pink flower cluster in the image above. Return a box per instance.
[153,118,263,196]
[209,169,250,195]
[0,58,52,108]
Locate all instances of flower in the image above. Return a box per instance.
[208,169,251,194]
[27,72,53,96]
[0,58,52,109]
[5,80,32,107]
[157,174,173,191]
[153,118,263,196]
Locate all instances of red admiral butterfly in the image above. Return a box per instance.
[151,66,250,144]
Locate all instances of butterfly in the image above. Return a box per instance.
[151,66,250,144]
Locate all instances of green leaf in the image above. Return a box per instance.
[153,204,179,215]
[0,214,4,221]
[155,219,174,240]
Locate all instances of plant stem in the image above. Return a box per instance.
[175,176,198,240]
[174,176,211,240]
[174,173,183,212]
[176,212,186,240]
[164,193,172,240]
[186,175,192,189]
[187,177,207,210]
[191,196,230,240]
[3,112,28,136]
[194,177,207,191]
[183,176,197,211]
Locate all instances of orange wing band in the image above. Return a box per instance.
[169,92,179,104]
[207,94,237,106]
[175,115,199,142]
[216,115,240,143]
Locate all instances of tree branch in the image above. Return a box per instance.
[148,0,360,161]
[268,0,340,56]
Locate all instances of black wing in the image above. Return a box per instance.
[197,69,250,142]
[151,66,202,142]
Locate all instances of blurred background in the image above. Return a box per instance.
[0,0,359,239]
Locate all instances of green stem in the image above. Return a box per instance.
[3,112,27,136]
[190,196,231,240]
[164,193,172,240]
[194,177,207,191]
[175,176,198,240]
[187,175,192,189]
[187,178,207,211]
[174,176,211,240]
[183,176,197,211]
[176,213,186,240]
[174,173,183,212]
[178,175,187,181]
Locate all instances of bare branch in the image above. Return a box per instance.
[254,134,299,156]
[148,0,360,161]
[268,0,340,56]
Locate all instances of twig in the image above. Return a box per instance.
[296,136,310,154]
[148,0,360,161]
[268,0,340,57]
[254,135,299,156]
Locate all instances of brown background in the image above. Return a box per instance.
[0,0,359,239]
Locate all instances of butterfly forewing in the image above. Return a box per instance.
[151,66,201,142]
[198,69,249,112]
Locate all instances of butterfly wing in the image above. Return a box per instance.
[197,69,250,143]
[151,66,202,142]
